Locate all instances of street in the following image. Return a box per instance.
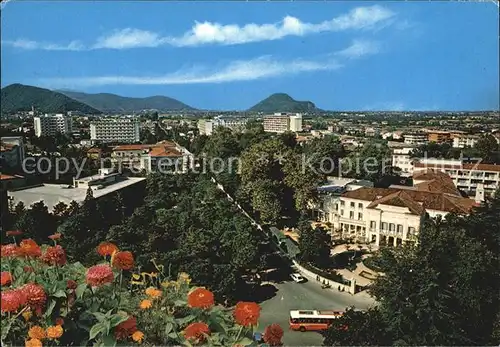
[256,280,376,346]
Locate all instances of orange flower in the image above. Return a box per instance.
[263,324,284,346]
[234,302,261,327]
[25,338,42,347]
[46,325,63,339]
[1,243,20,257]
[55,317,64,326]
[1,288,27,313]
[19,239,42,258]
[187,288,215,309]
[86,264,114,287]
[1,271,13,286]
[183,322,210,345]
[42,245,67,266]
[114,317,137,340]
[6,230,23,237]
[22,283,47,312]
[48,233,61,240]
[28,326,46,340]
[131,331,144,344]
[139,299,152,309]
[97,242,118,257]
[144,287,162,299]
[112,251,134,271]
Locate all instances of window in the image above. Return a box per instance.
[358,203,363,209]
[341,210,344,216]
[350,202,355,208]
[397,224,403,233]
[340,201,345,207]
[370,221,376,229]
[358,213,363,220]
[349,211,354,219]
[408,227,416,234]
[389,223,395,231]
[381,222,388,230]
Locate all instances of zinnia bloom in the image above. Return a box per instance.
[183,322,210,345]
[234,302,261,327]
[6,230,23,237]
[19,239,42,258]
[55,317,64,326]
[114,317,137,340]
[66,280,77,290]
[187,288,215,309]
[97,242,118,257]
[139,299,152,309]
[28,326,46,340]
[25,338,42,347]
[1,271,13,286]
[48,233,61,240]
[42,245,67,266]
[86,264,114,287]
[131,331,144,344]
[1,289,27,313]
[1,243,20,257]
[22,283,47,312]
[112,251,134,271]
[46,325,63,339]
[144,287,162,299]
[263,324,284,346]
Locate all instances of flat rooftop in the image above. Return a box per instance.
[9,177,146,210]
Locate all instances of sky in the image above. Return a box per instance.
[1,1,499,111]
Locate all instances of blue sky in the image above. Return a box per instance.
[1,1,499,111]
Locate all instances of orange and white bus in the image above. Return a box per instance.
[289,310,344,332]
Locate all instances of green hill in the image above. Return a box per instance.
[1,84,101,114]
[59,91,196,113]
[248,93,321,113]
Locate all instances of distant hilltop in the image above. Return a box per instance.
[248,93,322,113]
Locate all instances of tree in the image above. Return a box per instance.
[299,225,331,268]
[52,201,69,218]
[14,201,57,242]
[475,134,499,163]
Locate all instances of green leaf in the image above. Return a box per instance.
[174,300,187,306]
[234,337,254,346]
[101,334,117,347]
[92,312,107,322]
[176,314,195,325]
[109,313,129,328]
[89,322,104,340]
[44,299,57,318]
[168,332,178,339]
[53,289,67,298]
[164,322,173,335]
[76,283,88,299]
[1,319,12,342]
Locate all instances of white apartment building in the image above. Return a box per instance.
[198,119,214,136]
[289,114,303,132]
[452,134,480,148]
[403,132,428,145]
[263,113,304,133]
[392,147,416,177]
[34,114,73,137]
[90,118,140,143]
[317,170,476,246]
[412,159,500,199]
[198,116,248,136]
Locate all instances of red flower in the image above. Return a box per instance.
[97,242,118,257]
[187,288,215,309]
[86,264,114,287]
[42,245,67,266]
[112,251,134,271]
[22,283,47,312]
[67,280,77,290]
[1,289,27,313]
[48,233,61,240]
[6,230,23,237]
[234,302,261,327]
[263,324,284,346]
[1,244,20,257]
[1,271,13,286]
[114,316,137,340]
[55,317,64,326]
[183,322,210,345]
[19,239,42,258]
[23,266,34,273]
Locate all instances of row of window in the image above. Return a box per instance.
[339,201,363,209]
[340,210,363,220]
[369,221,416,234]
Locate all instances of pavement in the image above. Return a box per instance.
[257,279,376,346]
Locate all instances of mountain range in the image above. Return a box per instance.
[0,84,321,114]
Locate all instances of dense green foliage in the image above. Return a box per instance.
[59,91,196,113]
[248,93,321,113]
[1,84,101,114]
[323,189,500,346]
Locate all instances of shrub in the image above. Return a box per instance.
[1,235,282,346]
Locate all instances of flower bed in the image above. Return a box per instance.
[1,231,283,346]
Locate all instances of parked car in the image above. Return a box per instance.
[290,273,306,283]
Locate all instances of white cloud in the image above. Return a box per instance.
[35,39,380,88]
[2,39,84,51]
[3,5,395,50]
[335,39,380,58]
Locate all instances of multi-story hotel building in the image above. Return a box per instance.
[34,114,73,137]
[427,130,452,144]
[452,134,480,148]
[263,114,291,133]
[317,170,476,247]
[90,118,140,143]
[198,116,249,136]
[391,147,415,177]
[289,114,303,132]
[403,132,428,146]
